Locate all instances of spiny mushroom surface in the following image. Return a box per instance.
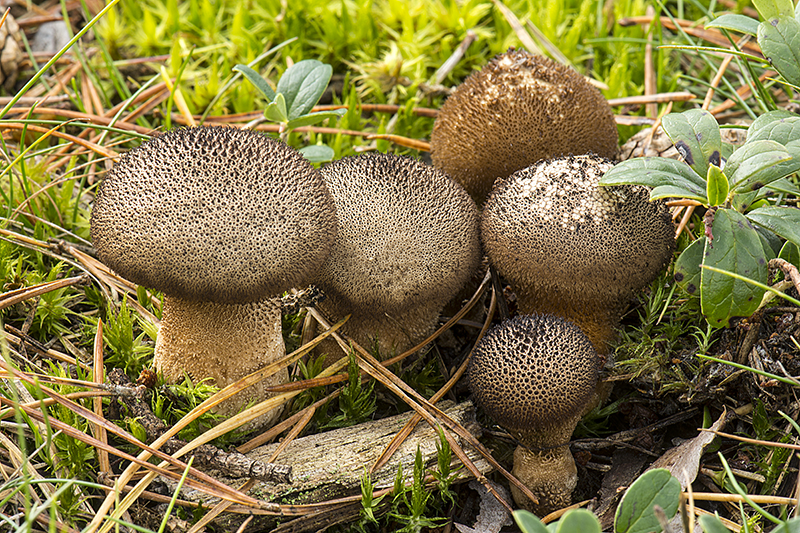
[481,154,675,355]
[314,152,481,359]
[430,47,618,204]
[468,313,598,515]
[91,126,337,429]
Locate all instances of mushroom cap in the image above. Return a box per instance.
[315,152,481,313]
[467,313,598,438]
[430,48,619,204]
[91,127,337,304]
[481,154,675,307]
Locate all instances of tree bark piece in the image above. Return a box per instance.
[164,401,488,531]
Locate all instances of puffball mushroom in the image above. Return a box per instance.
[314,152,482,359]
[430,47,618,204]
[481,154,674,356]
[468,313,599,515]
[91,126,337,429]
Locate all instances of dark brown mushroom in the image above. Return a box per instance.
[430,48,618,205]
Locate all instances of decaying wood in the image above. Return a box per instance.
[163,401,488,532]
[107,369,292,484]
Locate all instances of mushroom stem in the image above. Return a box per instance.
[154,295,289,429]
[317,297,448,359]
[511,444,578,516]
[508,413,583,515]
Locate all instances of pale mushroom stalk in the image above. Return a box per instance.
[154,298,286,404]
[467,313,599,515]
[313,152,481,360]
[91,126,337,430]
[431,47,618,205]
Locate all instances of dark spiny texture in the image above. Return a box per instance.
[467,313,598,435]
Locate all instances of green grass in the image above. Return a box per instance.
[1,0,798,531]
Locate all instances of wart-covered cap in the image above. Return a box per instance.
[91,126,337,303]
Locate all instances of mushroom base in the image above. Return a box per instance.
[510,444,577,516]
[315,301,444,362]
[154,296,289,431]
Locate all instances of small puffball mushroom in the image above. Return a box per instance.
[468,313,598,515]
[430,47,618,204]
[314,152,482,359]
[91,126,336,429]
[481,154,674,355]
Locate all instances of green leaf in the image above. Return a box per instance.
[726,140,792,192]
[752,0,795,19]
[649,184,709,203]
[286,108,347,130]
[706,165,729,206]
[662,109,722,178]
[778,241,800,268]
[276,59,333,120]
[599,158,707,202]
[701,209,768,328]
[698,514,731,533]
[233,64,275,101]
[554,510,602,533]
[706,13,760,36]
[746,116,800,183]
[748,113,800,145]
[758,16,800,86]
[514,510,549,533]
[675,237,705,297]
[747,205,800,248]
[615,469,681,533]
[298,144,335,163]
[264,92,288,123]
[731,190,760,212]
[762,177,800,195]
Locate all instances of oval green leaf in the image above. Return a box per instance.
[706,164,729,206]
[779,241,800,267]
[286,108,347,130]
[614,469,681,533]
[698,514,731,533]
[298,144,335,163]
[264,92,288,123]
[748,114,800,145]
[747,205,800,248]
[675,237,705,297]
[513,510,549,533]
[662,109,722,178]
[276,59,334,120]
[758,16,800,86]
[726,140,792,192]
[599,157,707,192]
[701,208,768,328]
[554,509,602,533]
[706,13,760,36]
[233,64,276,101]
[752,0,796,19]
